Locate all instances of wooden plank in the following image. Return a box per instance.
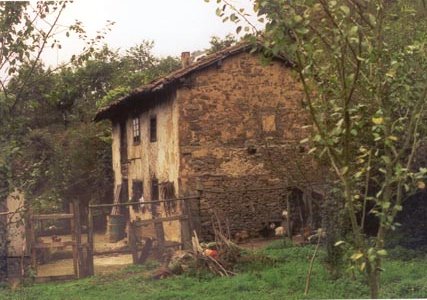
[133,215,188,227]
[34,241,75,249]
[154,221,165,255]
[29,209,37,273]
[88,196,198,209]
[93,242,183,256]
[32,214,73,220]
[70,203,78,278]
[73,200,84,278]
[129,222,138,264]
[181,201,192,250]
[87,207,94,276]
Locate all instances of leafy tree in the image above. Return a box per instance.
[0,1,112,281]
[206,34,237,54]
[211,0,427,297]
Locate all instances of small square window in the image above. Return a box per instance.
[150,116,157,143]
[132,117,140,144]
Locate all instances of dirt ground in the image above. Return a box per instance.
[37,232,132,277]
[39,232,129,253]
[37,253,133,277]
[36,234,285,277]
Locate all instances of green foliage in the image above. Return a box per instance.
[1,36,181,213]
[206,34,237,54]
[211,0,427,297]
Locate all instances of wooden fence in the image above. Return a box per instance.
[29,200,89,281]
[87,196,199,273]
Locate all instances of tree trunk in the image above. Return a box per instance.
[369,268,380,299]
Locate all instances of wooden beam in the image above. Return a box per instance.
[32,214,73,220]
[34,241,75,249]
[133,215,188,227]
[181,200,192,250]
[88,196,199,209]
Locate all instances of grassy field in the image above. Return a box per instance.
[1,241,427,300]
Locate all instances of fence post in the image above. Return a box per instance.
[154,219,165,256]
[87,205,94,276]
[69,202,78,278]
[286,193,292,240]
[73,200,84,278]
[180,199,192,249]
[129,222,138,264]
[28,208,37,274]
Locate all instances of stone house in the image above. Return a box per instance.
[95,44,325,242]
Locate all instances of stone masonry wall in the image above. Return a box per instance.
[176,52,326,239]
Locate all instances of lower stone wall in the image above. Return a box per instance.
[192,176,303,240]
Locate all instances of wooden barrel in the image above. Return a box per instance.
[108,215,126,242]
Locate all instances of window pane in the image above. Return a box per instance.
[150,116,157,142]
[132,117,140,143]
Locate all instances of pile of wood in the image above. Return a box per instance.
[190,230,238,277]
[151,210,243,279]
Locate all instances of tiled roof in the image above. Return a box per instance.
[94,43,255,121]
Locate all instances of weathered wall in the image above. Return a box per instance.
[176,52,325,238]
[110,51,327,241]
[6,191,26,257]
[111,92,182,242]
[126,92,180,199]
[111,122,122,192]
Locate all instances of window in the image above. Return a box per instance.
[150,116,157,142]
[132,180,143,211]
[132,180,143,201]
[132,117,140,144]
[119,121,128,163]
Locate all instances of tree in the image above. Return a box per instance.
[206,34,237,54]
[0,1,112,281]
[210,0,427,297]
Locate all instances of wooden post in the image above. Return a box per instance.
[193,189,203,236]
[28,208,37,273]
[286,193,292,240]
[87,206,94,276]
[180,200,192,249]
[153,212,165,256]
[129,222,138,264]
[69,202,78,278]
[73,200,84,278]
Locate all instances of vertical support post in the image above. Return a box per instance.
[70,202,78,278]
[154,219,165,255]
[180,199,192,249]
[286,193,292,240]
[153,199,165,256]
[87,206,94,276]
[28,208,37,274]
[194,188,203,236]
[73,200,84,278]
[129,222,138,264]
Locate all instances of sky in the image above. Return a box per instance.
[42,0,262,66]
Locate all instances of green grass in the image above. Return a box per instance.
[2,241,427,299]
